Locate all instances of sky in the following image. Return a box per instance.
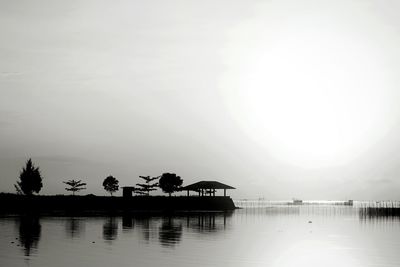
[1,0,400,200]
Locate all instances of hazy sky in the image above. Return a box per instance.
[1,0,400,199]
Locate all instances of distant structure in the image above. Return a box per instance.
[292,198,303,205]
[181,181,235,197]
[122,187,136,198]
[344,200,354,206]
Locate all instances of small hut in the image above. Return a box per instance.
[181,181,235,197]
[122,186,136,198]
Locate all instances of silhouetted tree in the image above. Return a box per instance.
[63,179,87,195]
[15,159,43,195]
[158,173,183,197]
[103,175,119,196]
[136,175,159,196]
[132,187,148,196]
[14,184,23,195]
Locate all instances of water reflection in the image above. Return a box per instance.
[122,214,134,230]
[65,217,84,239]
[241,206,359,217]
[118,212,233,247]
[359,207,400,221]
[4,207,400,267]
[103,217,118,242]
[17,215,41,256]
[359,208,400,227]
[158,217,182,247]
[186,212,232,233]
[135,216,156,242]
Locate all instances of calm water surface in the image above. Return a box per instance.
[1,206,400,267]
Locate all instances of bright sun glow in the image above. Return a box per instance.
[221,4,400,168]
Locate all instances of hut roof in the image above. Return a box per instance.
[181,181,235,191]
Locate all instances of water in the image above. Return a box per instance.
[234,199,400,208]
[1,206,400,267]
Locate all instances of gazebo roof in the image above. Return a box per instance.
[181,181,235,191]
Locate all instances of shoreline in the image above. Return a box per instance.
[0,193,237,215]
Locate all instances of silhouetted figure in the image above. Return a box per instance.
[158,217,182,247]
[65,217,84,239]
[103,217,118,242]
[15,158,43,195]
[18,215,41,257]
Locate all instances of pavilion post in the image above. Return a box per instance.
[224,189,226,197]
[187,190,189,197]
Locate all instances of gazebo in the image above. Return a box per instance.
[181,181,235,197]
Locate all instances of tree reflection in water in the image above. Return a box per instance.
[118,212,232,247]
[18,215,41,257]
[158,217,182,247]
[136,216,158,243]
[65,217,84,239]
[103,217,118,242]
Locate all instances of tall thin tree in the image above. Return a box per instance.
[136,175,159,196]
[63,180,87,196]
